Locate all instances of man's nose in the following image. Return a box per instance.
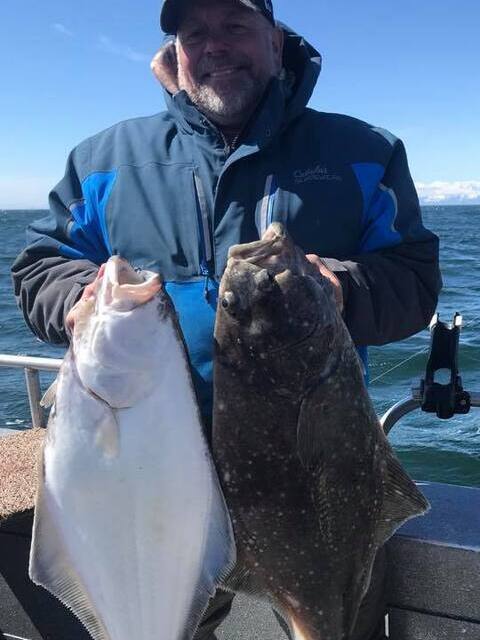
[203,28,229,54]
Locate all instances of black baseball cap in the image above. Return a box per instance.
[160,0,275,34]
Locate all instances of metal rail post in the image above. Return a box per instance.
[24,367,44,429]
[0,354,62,430]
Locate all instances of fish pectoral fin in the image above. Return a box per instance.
[30,448,111,640]
[376,450,430,545]
[40,378,58,408]
[94,411,120,459]
[296,395,326,471]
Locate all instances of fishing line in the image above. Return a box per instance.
[461,314,480,328]
[369,346,430,384]
[460,352,480,365]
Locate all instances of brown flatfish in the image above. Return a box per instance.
[212,223,428,640]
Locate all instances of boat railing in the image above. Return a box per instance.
[0,354,63,429]
[381,388,480,433]
[0,352,479,433]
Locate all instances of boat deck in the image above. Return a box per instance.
[1,481,479,640]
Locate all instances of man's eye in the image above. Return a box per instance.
[227,23,249,35]
[182,30,205,44]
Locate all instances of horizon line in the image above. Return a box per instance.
[2,203,480,212]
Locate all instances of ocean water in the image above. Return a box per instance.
[0,207,479,486]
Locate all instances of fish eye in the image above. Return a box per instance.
[254,268,276,292]
[221,291,236,312]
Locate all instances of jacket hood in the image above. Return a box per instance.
[277,23,322,121]
[151,23,322,136]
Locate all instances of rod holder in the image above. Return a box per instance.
[419,312,471,419]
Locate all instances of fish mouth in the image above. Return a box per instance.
[100,257,162,306]
[227,223,306,279]
[228,223,288,266]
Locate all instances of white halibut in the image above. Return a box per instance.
[29,257,236,640]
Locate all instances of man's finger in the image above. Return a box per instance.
[80,264,105,301]
[67,264,106,331]
[305,254,344,313]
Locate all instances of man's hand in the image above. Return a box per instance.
[305,254,344,313]
[65,264,105,334]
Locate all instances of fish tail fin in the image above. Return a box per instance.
[289,615,316,640]
[376,448,430,545]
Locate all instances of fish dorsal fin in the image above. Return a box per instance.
[222,560,267,601]
[30,447,111,640]
[224,563,252,592]
[375,448,430,546]
[183,478,237,640]
[40,378,58,408]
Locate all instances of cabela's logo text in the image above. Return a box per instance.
[294,165,342,184]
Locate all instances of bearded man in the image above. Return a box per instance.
[12,0,441,638]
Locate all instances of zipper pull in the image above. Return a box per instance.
[203,274,210,302]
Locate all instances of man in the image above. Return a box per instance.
[12,0,441,638]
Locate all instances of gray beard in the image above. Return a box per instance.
[178,70,267,126]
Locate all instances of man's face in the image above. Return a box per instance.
[176,0,283,127]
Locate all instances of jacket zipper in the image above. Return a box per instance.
[193,170,215,299]
[259,174,278,235]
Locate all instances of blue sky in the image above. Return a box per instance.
[1,0,479,208]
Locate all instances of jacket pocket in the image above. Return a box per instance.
[107,162,202,279]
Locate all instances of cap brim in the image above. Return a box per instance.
[160,0,271,34]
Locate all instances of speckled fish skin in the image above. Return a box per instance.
[212,224,429,640]
[29,256,236,640]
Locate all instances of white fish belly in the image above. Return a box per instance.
[30,322,234,640]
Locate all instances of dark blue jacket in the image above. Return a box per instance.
[12,27,441,421]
